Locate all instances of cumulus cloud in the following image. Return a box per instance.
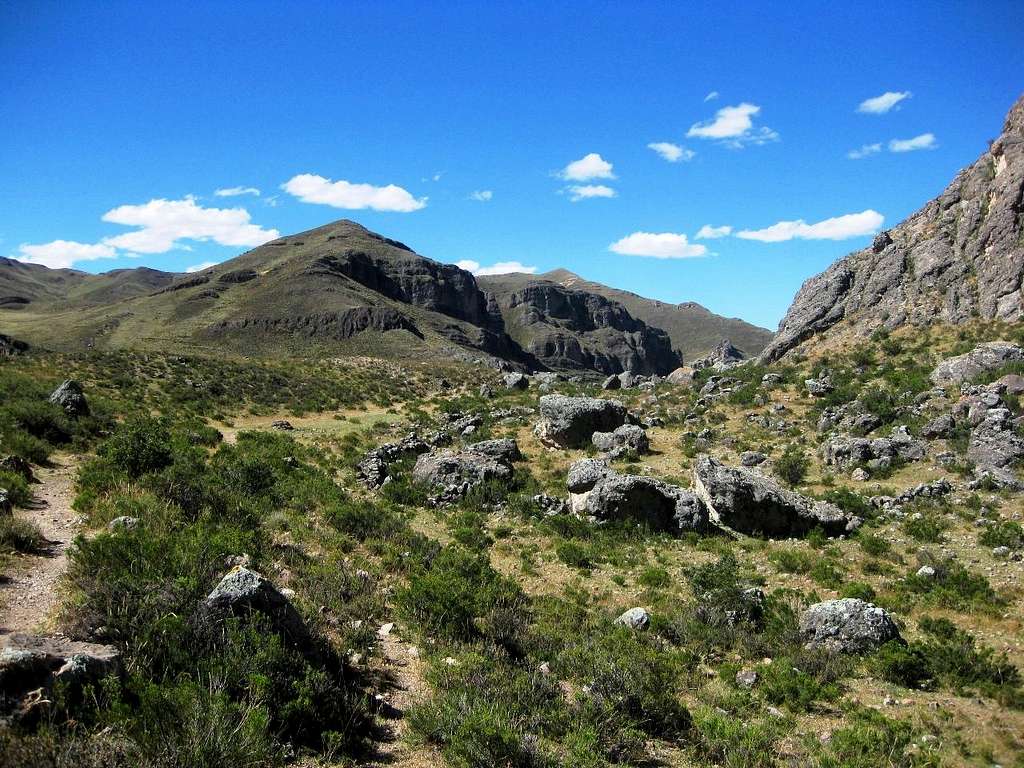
[857,91,911,114]
[101,197,280,253]
[647,142,695,162]
[567,184,616,202]
[16,240,117,269]
[704,91,719,102]
[559,153,615,181]
[470,190,493,201]
[455,259,538,276]
[736,209,884,242]
[889,133,937,152]
[847,143,882,159]
[608,232,708,259]
[687,103,778,147]
[215,186,260,197]
[696,224,732,239]
[185,261,217,273]
[281,173,427,212]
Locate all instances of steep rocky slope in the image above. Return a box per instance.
[760,93,1024,362]
[541,268,773,361]
[479,272,679,374]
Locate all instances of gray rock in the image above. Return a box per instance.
[0,455,36,484]
[357,433,430,488]
[921,413,955,439]
[805,376,834,397]
[758,97,1024,364]
[735,668,759,688]
[993,545,1011,558]
[566,458,612,494]
[534,395,629,448]
[412,447,515,502]
[993,374,1024,396]
[271,419,294,431]
[591,423,649,457]
[693,455,860,538]
[602,374,622,390]
[198,567,311,648]
[915,565,937,579]
[968,408,1024,483]
[740,451,767,467]
[931,342,1024,386]
[464,438,522,463]
[107,516,139,532]
[799,598,901,653]
[614,607,651,630]
[851,467,870,481]
[503,372,529,391]
[579,472,709,532]
[692,339,746,371]
[666,366,695,386]
[48,380,89,417]
[0,490,11,516]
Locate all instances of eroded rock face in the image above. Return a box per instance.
[579,473,709,532]
[968,408,1024,486]
[930,342,1024,386]
[567,458,613,494]
[692,339,745,372]
[693,455,860,537]
[820,426,926,473]
[535,395,629,448]
[503,372,529,390]
[759,95,1024,363]
[799,599,901,653]
[48,380,89,417]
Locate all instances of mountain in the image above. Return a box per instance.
[0,220,684,375]
[477,272,679,374]
[536,269,773,362]
[760,93,1024,363]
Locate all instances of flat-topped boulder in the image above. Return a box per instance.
[799,598,901,653]
[930,342,1024,386]
[534,395,629,448]
[592,423,649,457]
[693,455,860,537]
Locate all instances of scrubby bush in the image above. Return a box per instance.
[774,444,809,487]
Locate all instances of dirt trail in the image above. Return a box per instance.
[0,454,80,639]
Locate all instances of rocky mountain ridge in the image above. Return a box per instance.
[760,93,1024,363]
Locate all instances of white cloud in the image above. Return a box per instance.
[696,224,732,239]
[560,152,615,181]
[647,142,695,163]
[101,197,280,253]
[736,209,884,242]
[16,240,117,269]
[847,143,882,159]
[888,133,937,152]
[608,232,708,259]
[470,190,493,201]
[215,186,260,197]
[455,259,538,276]
[857,91,911,114]
[704,91,719,102]
[687,103,778,147]
[281,173,427,212]
[567,184,616,202]
[185,261,217,273]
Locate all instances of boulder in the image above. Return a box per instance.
[740,451,767,467]
[107,515,140,532]
[198,567,312,648]
[799,598,901,653]
[464,438,522,463]
[0,634,118,724]
[614,607,651,631]
[534,395,629,448]
[968,407,1024,485]
[503,372,529,391]
[591,423,649,457]
[666,366,695,386]
[805,376,834,397]
[357,433,430,488]
[576,472,709,532]
[566,458,613,494]
[993,374,1024,396]
[693,455,860,537]
[692,339,745,371]
[412,446,516,502]
[48,380,89,417]
[930,342,1024,386]
[271,419,294,431]
[601,374,622,390]
[921,413,955,439]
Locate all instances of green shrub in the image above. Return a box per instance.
[901,512,948,543]
[99,417,173,478]
[0,516,47,554]
[556,540,593,570]
[769,548,813,574]
[638,566,671,589]
[774,445,808,487]
[979,520,1024,549]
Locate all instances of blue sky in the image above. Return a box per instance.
[2,1,1022,330]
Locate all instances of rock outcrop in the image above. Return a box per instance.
[412,439,521,502]
[693,455,860,537]
[535,395,630,448]
[357,433,430,488]
[591,423,649,457]
[760,94,1024,363]
[930,341,1024,386]
[48,380,89,417]
[799,598,901,653]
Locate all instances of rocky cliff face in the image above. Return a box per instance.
[760,94,1024,363]
[482,278,680,374]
